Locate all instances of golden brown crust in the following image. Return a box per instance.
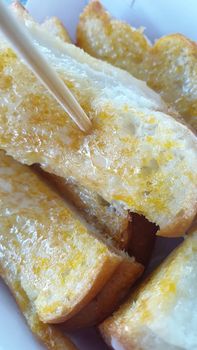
[63,258,143,330]
[49,255,122,324]
[156,207,197,237]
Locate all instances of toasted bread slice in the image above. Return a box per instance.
[0,278,77,350]
[0,150,123,324]
[63,256,143,330]
[0,12,196,238]
[100,230,197,350]
[77,2,197,130]
[77,1,151,80]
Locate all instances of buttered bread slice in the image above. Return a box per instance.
[77,1,197,130]
[0,150,123,324]
[0,12,196,237]
[100,229,197,350]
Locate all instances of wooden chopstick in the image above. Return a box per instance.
[0,0,92,132]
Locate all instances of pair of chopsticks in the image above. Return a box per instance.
[0,0,91,133]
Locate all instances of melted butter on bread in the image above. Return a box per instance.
[0,15,196,237]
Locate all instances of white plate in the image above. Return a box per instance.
[0,0,195,349]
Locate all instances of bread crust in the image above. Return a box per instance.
[47,254,121,324]
[63,257,143,330]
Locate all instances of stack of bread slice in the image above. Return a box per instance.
[0,2,196,350]
[0,3,196,238]
[77,2,197,349]
[0,5,144,346]
[0,149,142,346]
